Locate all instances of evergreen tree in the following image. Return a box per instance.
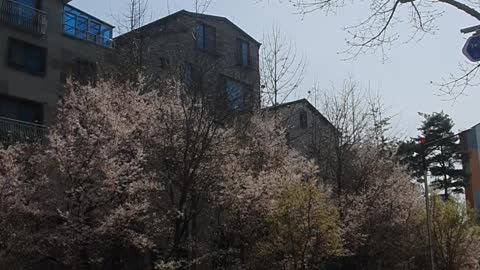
[398,112,464,200]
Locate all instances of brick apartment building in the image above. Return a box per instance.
[1,2,263,145]
[1,1,335,162]
[113,9,261,114]
[0,0,113,143]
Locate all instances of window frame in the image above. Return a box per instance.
[237,38,250,67]
[194,23,216,53]
[0,94,44,124]
[223,76,251,112]
[299,109,308,129]
[6,38,47,76]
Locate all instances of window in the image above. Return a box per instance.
[18,0,39,8]
[0,95,43,124]
[299,110,308,129]
[63,5,113,47]
[225,78,247,112]
[194,24,216,53]
[237,39,250,66]
[7,39,46,76]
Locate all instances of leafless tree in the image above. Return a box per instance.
[308,79,395,196]
[283,0,480,96]
[261,24,306,107]
[112,0,151,35]
[193,0,214,13]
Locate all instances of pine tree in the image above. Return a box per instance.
[398,112,464,200]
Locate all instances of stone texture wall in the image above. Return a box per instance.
[114,11,261,113]
[267,100,337,159]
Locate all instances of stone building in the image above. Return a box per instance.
[265,99,338,159]
[113,10,261,114]
[0,0,113,143]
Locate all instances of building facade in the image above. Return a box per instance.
[1,3,262,144]
[265,99,337,158]
[460,123,480,212]
[114,10,261,114]
[0,0,113,143]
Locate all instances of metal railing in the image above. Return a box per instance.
[0,117,47,145]
[0,0,47,34]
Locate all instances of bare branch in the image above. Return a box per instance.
[261,24,307,107]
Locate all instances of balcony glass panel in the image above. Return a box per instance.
[63,5,113,48]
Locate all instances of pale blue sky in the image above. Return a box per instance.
[70,0,480,137]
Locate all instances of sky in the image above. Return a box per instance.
[70,0,480,138]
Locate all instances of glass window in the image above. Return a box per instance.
[299,110,308,129]
[63,5,113,47]
[76,16,88,39]
[63,11,76,35]
[7,39,46,76]
[18,0,37,8]
[238,40,249,66]
[195,24,216,52]
[0,95,43,124]
[225,79,245,112]
[195,24,205,49]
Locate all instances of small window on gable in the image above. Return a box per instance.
[299,110,308,129]
[237,39,250,66]
[194,23,216,53]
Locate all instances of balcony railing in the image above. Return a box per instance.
[0,0,47,35]
[63,23,114,48]
[0,117,47,145]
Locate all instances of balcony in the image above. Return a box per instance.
[0,117,47,145]
[0,0,47,35]
[63,5,114,48]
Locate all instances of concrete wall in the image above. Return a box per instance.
[0,0,111,125]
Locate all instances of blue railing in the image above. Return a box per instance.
[63,5,114,48]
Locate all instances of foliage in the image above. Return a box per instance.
[0,79,166,269]
[430,197,480,270]
[252,181,343,270]
[398,112,464,199]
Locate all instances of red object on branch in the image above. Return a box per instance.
[419,138,425,145]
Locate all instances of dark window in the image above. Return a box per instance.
[73,60,97,86]
[0,95,43,124]
[195,24,205,49]
[7,39,46,76]
[225,78,247,112]
[237,39,250,66]
[299,110,308,129]
[194,24,216,53]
